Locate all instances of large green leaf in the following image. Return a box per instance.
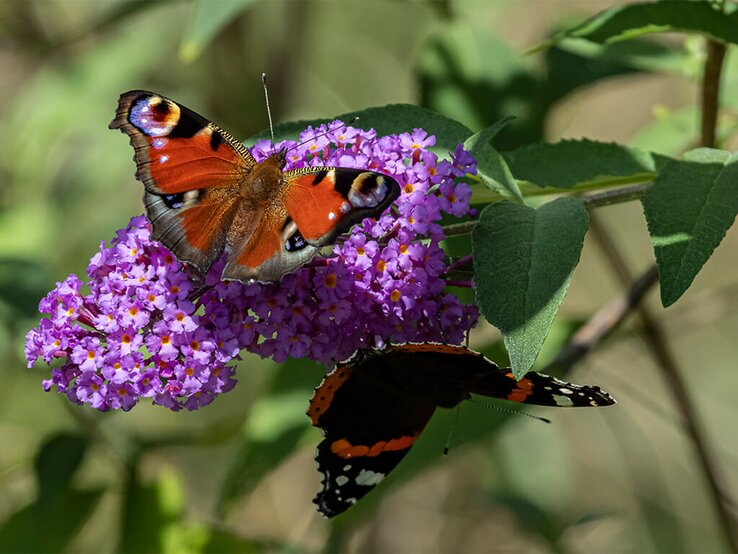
[552,37,693,75]
[556,1,738,46]
[417,22,540,150]
[179,0,259,62]
[0,433,99,553]
[463,118,524,203]
[502,139,663,189]
[245,104,472,159]
[472,198,589,378]
[642,148,738,307]
[34,433,88,504]
[0,490,103,553]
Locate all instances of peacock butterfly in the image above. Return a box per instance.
[110,90,400,282]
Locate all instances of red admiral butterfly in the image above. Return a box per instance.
[307,343,616,517]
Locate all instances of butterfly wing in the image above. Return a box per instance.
[386,343,616,408]
[284,168,400,247]
[308,358,436,518]
[111,90,255,272]
[220,167,401,282]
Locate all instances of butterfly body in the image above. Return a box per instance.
[111,91,400,282]
[308,343,616,517]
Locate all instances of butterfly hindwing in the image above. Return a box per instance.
[221,201,320,282]
[309,361,436,518]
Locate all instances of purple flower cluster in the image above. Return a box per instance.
[25,122,479,411]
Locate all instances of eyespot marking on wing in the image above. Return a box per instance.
[347,173,388,208]
[129,95,181,137]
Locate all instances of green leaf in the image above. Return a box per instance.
[642,148,738,307]
[246,104,472,159]
[179,0,259,62]
[557,1,738,46]
[502,139,662,189]
[553,37,693,75]
[0,432,98,552]
[35,433,88,504]
[472,198,589,378]
[417,21,541,150]
[463,118,524,203]
[0,490,103,553]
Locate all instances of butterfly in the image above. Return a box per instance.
[110,91,400,282]
[307,342,616,517]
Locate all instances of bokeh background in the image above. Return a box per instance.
[2,0,738,552]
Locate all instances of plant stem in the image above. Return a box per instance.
[701,40,727,148]
[580,182,651,209]
[444,254,474,274]
[470,171,654,205]
[444,182,652,237]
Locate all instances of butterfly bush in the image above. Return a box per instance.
[25,122,479,411]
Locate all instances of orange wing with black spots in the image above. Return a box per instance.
[308,343,616,517]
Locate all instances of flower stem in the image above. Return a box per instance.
[444,254,474,274]
[444,279,473,288]
[443,182,653,238]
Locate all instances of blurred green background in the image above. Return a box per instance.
[2,0,738,552]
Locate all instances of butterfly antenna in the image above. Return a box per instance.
[443,406,461,456]
[261,73,275,145]
[469,398,552,424]
[283,116,360,156]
